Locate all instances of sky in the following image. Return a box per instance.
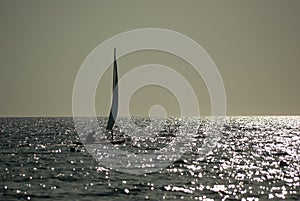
[0,0,300,117]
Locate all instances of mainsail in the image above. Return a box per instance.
[106,48,118,130]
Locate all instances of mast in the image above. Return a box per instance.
[106,48,119,133]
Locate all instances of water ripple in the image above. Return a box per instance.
[0,116,299,200]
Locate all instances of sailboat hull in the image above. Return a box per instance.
[111,139,126,145]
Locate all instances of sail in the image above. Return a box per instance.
[106,48,118,130]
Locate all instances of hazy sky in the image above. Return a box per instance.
[0,0,300,117]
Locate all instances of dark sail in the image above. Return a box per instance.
[106,48,118,130]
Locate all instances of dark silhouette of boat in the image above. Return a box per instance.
[106,48,125,145]
[71,49,126,152]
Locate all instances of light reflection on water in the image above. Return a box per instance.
[0,116,299,200]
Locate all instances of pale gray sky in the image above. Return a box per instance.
[0,0,300,116]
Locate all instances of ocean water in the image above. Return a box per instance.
[0,116,299,201]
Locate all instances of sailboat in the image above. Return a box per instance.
[106,48,126,145]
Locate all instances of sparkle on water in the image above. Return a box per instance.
[0,116,299,200]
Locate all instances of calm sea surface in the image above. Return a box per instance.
[0,116,299,201]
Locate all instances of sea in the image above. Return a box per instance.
[0,116,299,201]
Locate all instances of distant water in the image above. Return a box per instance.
[0,116,299,200]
